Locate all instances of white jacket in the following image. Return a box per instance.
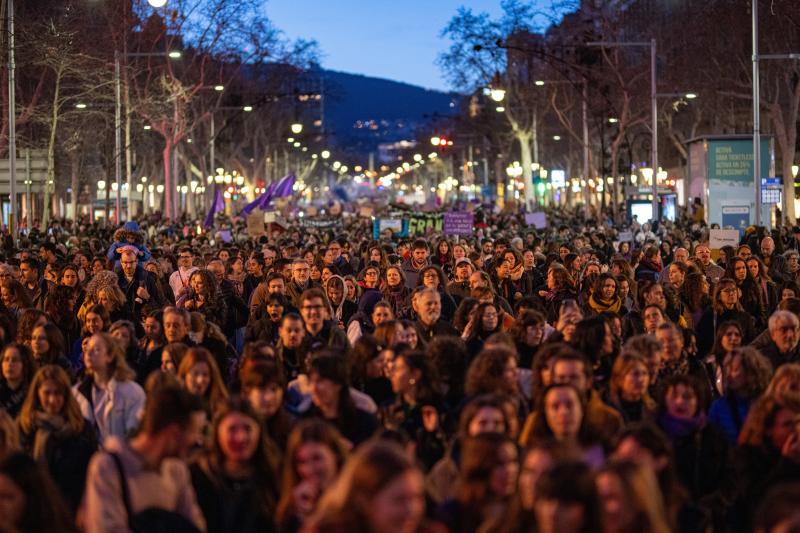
[73,377,146,442]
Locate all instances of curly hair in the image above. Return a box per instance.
[723,346,773,399]
[188,268,218,307]
[739,393,800,447]
[464,346,518,397]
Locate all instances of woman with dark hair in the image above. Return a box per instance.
[308,440,428,533]
[382,265,412,320]
[427,394,513,504]
[540,264,576,325]
[417,265,457,322]
[508,310,546,369]
[533,461,602,533]
[564,252,582,280]
[528,383,604,466]
[435,432,519,533]
[0,279,31,320]
[570,317,615,390]
[381,350,445,470]
[595,460,672,533]
[245,292,287,345]
[656,374,732,527]
[0,343,34,418]
[29,323,71,375]
[696,277,756,357]
[44,284,80,355]
[276,420,349,532]
[433,238,454,278]
[464,347,522,410]
[707,320,744,395]
[304,353,378,446]
[190,397,281,533]
[586,273,623,316]
[502,248,533,302]
[15,308,48,346]
[747,255,779,313]
[58,264,85,309]
[726,256,768,330]
[605,353,656,424]
[240,358,295,451]
[680,271,711,329]
[0,452,77,532]
[349,335,393,406]
[182,268,230,336]
[453,297,479,333]
[178,346,229,418]
[734,393,800,528]
[778,279,800,301]
[18,365,97,512]
[462,302,503,359]
[708,346,773,445]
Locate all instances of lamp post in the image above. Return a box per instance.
[7,0,17,241]
[751,1,800,225]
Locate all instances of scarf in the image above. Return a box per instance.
[31,412,69,461]
[659,411,706,439]
[325,275,347,322]
[588,293,622,314]
[659,356,690,380]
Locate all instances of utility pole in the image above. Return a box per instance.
[752,0,761,227]
[7,0,17,241]
[114,51,122,225]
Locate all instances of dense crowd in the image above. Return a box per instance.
[2,208,800,532]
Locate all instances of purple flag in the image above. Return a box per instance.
[204,187,225,228]
[272,173,296,198]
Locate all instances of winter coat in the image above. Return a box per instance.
[73,377,146,441]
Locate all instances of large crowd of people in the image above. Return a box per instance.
[1,209,800,532]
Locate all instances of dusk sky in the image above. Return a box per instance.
[267,1,556,92]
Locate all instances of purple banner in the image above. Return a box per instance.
[443,212,474,236]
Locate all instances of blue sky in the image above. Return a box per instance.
[266,1,513,91]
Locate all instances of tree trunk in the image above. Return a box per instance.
[42,68,62,228]
[162,140,173,219]
[69,151,79,220]
[518,130,535,210]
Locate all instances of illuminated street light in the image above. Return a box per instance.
[685,93,697,99]
[167,51,182,59]
[97,180,106,191]
[147,0,167,6]
[430,136,440,146]
[156,184,164,193]
[143,125,151,130]
[214,85,224,92]
[534,80,545,86]
[291,123,303,134]
[321,150,331,159]
[489,71,505,102]
[608,118,619,123]
[553,135,561,141]
[75,103,87,109]
[242,105,253,112]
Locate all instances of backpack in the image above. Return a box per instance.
[109,452,202,533]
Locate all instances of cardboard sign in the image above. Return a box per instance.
[618,231,634,242]
[218,229,232,243]
[443,212,474,236]
[524,212,547,229]
[709,229,740,249]
[246,212,265,237]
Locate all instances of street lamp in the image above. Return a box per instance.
[321,150,331,160]
[430,136,441,146]
[147,0,167,6]
[291,122,303,134]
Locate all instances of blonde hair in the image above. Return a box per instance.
[87,332,136,382]
[765,363,800,403]
[608,352,656,410]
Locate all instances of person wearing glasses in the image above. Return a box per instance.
[169,246,198,301]
[298,288,348,353]
[287,259,318,309]
[751,310,800,369]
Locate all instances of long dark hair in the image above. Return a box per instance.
[0,453,76,532]
[308,352,358,422]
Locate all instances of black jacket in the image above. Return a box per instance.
[414,319,459,345]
